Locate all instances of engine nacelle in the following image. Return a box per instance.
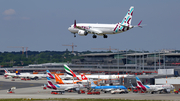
[78,30,88,36]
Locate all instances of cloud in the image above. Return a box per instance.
[3,9,16,15]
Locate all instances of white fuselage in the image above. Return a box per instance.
[54,83,84,90]
[146,84,174,92]
[4,73,30,77]
[75,74,133,80]
[68,23,132,35]
[17,73,47,79]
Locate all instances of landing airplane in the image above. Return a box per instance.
[68,6,142,38]
[136,77,174,94]
[46,77,84,91]
[90,80,127,93]
[64,64,133,79]
[15,69,47,80]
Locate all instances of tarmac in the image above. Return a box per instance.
[0,76,180,101]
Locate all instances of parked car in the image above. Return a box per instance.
[111,89,128,94]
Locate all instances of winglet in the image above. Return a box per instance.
[138,20,142,28]
[74,20,76,28]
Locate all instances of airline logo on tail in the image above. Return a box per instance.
[81,74,88,80]
[4,68,9,74]
[90,80,97,88]
[46,70,55,79]
[136,77,149,91]
[55,74,64,84]
[64,64,80,80]
[114,6,134,32]
[15,69,20,75]
[46,77,57,90]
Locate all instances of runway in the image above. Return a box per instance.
[0,76,179,101]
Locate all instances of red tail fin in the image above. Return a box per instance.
[81,74,88,80]
[74,20,76,28]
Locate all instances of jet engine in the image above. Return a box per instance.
[78,30,88,36]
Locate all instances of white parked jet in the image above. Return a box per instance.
[15,69,47,80]
[46,77,84,91]
[68,6,142,38]
[64,64,133,79]
[3,68,30,78]
[136,77,175,94]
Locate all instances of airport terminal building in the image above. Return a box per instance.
[12,51,180,75]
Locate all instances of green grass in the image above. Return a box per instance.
[0,98,164,101]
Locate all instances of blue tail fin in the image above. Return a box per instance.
[46,70,55,79]
[15,69,20,75]
[90,80,97,87]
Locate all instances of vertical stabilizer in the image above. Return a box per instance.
[55,74,64,84]
[64,64,80,80]
[46,77,57,90]
[114,6,134,32]
[4,68,9,73]
[136,76,143,87]
[136,76,147,91]
[15,69,20,75]
[46,70,55,79]
[121,6,134,26]
[90,80,97,87]
[81,74,88,80]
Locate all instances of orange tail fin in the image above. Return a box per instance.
[55,74,64,84]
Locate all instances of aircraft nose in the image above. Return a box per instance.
[68,27,71,31]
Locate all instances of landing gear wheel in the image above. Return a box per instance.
[74,33,76,37]
[103,34,108,38]
[85,31,88,36]
[93,35,97,38]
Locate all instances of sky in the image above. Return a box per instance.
[0,0,180,52]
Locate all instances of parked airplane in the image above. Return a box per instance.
[15,69,47,80]
[55,74,87,84]
[68,6,142,38]
[136,77,174,94]
[64,64,132,79]
[46,77,84,91]
[90,80,127,93]
[4,68,30,78]
[64,64,81,80]
[46,70,55,79]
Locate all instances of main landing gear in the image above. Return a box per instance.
[93,34,97,38]
[73,33,76,37]
[103,34,108,38]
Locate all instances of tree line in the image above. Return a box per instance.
[0,50,112,67]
